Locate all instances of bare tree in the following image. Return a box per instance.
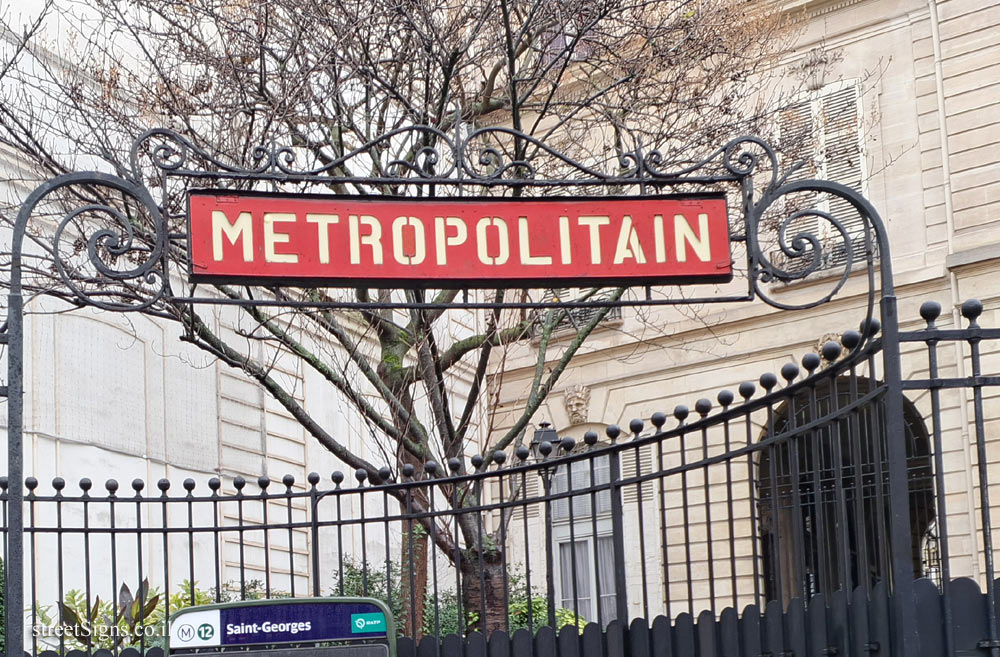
[0,0,804,634]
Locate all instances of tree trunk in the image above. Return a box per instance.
[399,504,428,637]
[460,546,507,635]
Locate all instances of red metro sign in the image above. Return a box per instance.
[187,191,732,286]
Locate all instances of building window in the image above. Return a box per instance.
[775,81,875,274]
[551,453,617,624]
[532,287,623,338]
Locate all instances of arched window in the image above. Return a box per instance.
[757,377,936,604]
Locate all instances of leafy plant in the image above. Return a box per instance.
[34,579,215,650]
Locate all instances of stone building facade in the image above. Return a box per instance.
[491,0,1000,620]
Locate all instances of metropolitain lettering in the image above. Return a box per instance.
[189,193,732,285]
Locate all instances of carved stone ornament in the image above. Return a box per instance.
[564,385,591,425]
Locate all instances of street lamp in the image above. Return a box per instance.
[529,421,560,462]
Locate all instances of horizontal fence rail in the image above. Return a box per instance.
[2,298,1000,657]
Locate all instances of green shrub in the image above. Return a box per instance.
[332,559,585,637]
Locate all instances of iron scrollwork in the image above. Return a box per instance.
[11,126,891,317]
[12,172,169,313]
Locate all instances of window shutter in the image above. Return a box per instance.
[820,84,869,267]
[509,470,541,521]
[774,82,868,274]
[620,444,653,504]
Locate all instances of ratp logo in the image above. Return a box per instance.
[350,613,387,634]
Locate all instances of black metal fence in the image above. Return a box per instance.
[4,298,1000,657]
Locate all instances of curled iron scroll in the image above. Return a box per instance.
[746,177,888,345]
[14,173,169,312]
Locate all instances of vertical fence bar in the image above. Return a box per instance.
[186,480,197,604]
[590,439,604,627]
[741,383,762,606]
[261,478,272,597]
[210,478,222,603]
[454,470,467,637]
[632,425,650,620]
[718,393,739,611]
[543,468,556,629]
[964,301,999,657]
[107,480,119,656]
[607,428,629,626]
[312,476,322,597]
[881,295,920,657]
[286,476,297,597]
[54,480,65,656]
[134,480,146,655]
[921,301,954,657]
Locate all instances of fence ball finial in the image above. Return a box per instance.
[802,352,821,373]
[859,317,881,337]
[919,300,942,327]
[606,424,621,441]
[821,342,842,362]
[738,382,756,400]
[308,472,321,487]
[717,390,734,408]
[962,299,983,327]
[673,406,689,424]
[449,456,464,471]
[52,477,65,492]
[584,430,599,446]
[780,363,799,384]
[282,474,295,489]
[332,470,345,485]
[841,330,861,351]
[182,478,195,493]
[695,399,712,417]
[258,476,270,490]
[378,467,392,484]
[759,372,778,391]
[471,454,484,469]
[355,469,368,485]
[515,446,531,461]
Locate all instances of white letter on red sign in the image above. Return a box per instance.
[264,213,298,264]
[434,217,467,266]
[675,213,711,263]
[613,215,646,265]
[212,210,253,262]
[559,216,572,265]
[392,216,426,265]
[476,217,509,266]
[654,214,666,263]
[578,216,610,265]
[518,217,552,265]
[307,214,339,264]
[350,215,384,265]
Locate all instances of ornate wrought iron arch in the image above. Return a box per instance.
[1,126,916,653]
